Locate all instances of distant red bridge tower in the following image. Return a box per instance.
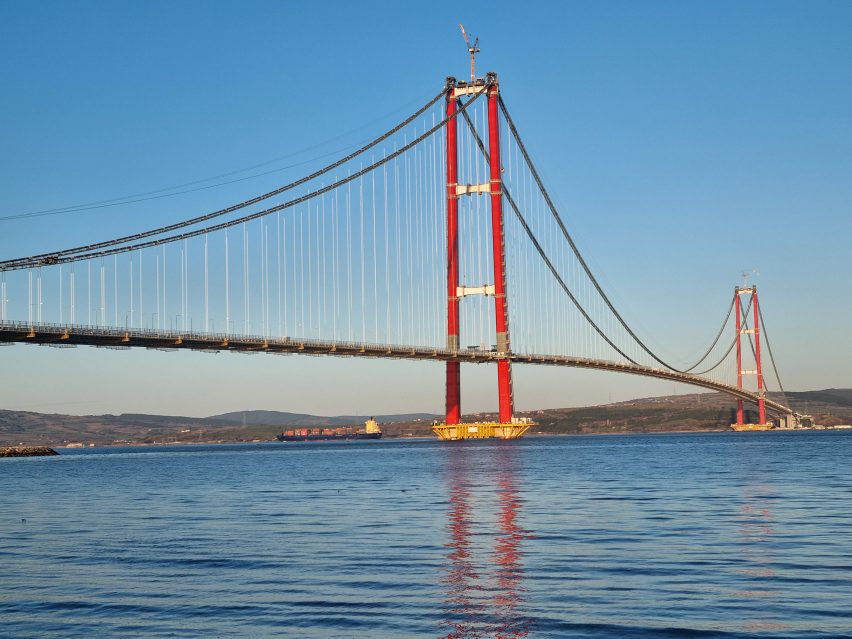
[731,285,770,430]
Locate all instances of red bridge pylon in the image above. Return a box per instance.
[732,285,769,430]
[433,73,531,441]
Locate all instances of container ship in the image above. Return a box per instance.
[276,418,382,442]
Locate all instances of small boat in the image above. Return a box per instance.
[276,418,383,442]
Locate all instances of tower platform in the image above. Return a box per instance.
[730,423,775,432]
[432,418,534,441]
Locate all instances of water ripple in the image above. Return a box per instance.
[2,431,851,637]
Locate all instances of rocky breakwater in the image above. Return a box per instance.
[1,446,59,457]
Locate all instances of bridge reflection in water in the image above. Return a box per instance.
[440,444,532,638]
[734,482,786,635]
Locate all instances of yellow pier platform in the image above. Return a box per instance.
[432,418,534,441]
[730,423,775,431]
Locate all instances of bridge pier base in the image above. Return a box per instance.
[446,361,461,425]
[432,419,533,441]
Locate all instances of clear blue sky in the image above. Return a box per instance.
[1,1,850,417]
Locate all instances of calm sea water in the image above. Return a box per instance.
[2,431,851,638]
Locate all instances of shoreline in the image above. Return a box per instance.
[8,424,845,452]
[1,446,59,457]
[47,426,832,450]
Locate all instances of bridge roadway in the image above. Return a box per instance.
[0,321,792,416]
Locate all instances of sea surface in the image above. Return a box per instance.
[1,430,851,638]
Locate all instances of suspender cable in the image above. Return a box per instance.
[100,260,105,325]
[332,189,338,339]
[156,254,160,330]
[360,165,366,343]
[395,145,402,343]
[138,250,143,330]
[383,152,390,343]
[315,196,320,336]
[347,173,353,341]
[243,224,249,333]
[160,249,165,330]
[128,255,133,328]
[224,230,230,333]
[405,140,413,344]
[307,199,313,335]
[371,163,378,342]
[204,234,209,333]
[277,212,282,336]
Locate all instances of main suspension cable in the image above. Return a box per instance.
[1,84,490,271]
[681,295,735,372]
[2,96,443,223]
[0,86,450,271]
[462,104,736,369]
[690,296,753,376]
[499,96,696,372]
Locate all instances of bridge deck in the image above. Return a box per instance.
[0,321,791,416]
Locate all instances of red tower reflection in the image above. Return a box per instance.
[440,444,531,639]
[492,445,531,639]
[735,483,785,634]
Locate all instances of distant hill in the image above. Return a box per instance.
[785,388,852,408]
[207,410,438,427]
[0,407,441,447]
[1,389,849,447]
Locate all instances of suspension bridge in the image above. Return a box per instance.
[0,72,793,439]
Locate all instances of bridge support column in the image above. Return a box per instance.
[735,290,744,425]
[445,77,461,425]
[487,74,514,424]
[734,285,769,428]
[753,288,767,425]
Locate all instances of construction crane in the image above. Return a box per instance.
[458,23,480,83]
[741,269,759,288]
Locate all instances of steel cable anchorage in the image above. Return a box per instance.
[0,83,491,271]
[499,95,741,374]
[0,85,452,272]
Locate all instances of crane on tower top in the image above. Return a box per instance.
[740,269,759,289]
[458,23,480,83]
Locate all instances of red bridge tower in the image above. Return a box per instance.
[433,73,531,441]
[732,285,770,430]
